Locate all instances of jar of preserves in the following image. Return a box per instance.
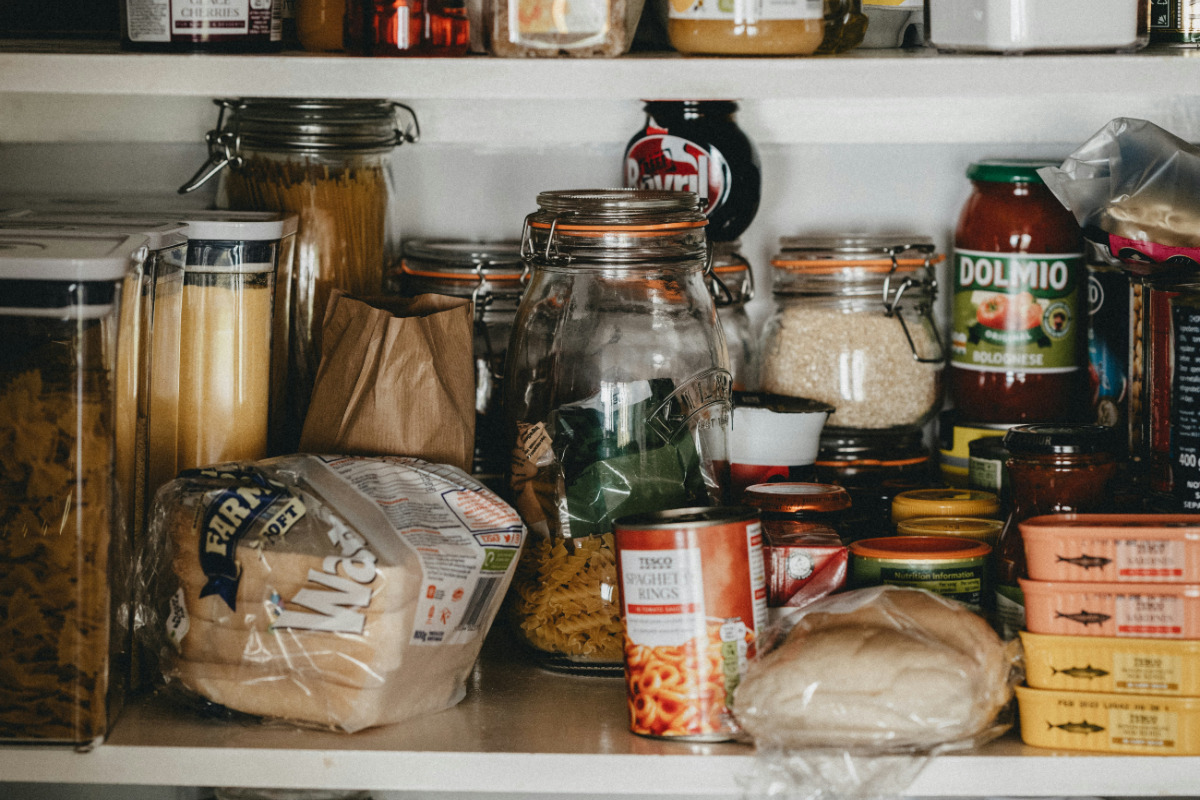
[624,101,761,244]
[760,236,944,432]
[993,423,1120,639]
[180,99,419,440]
[710,242,755,390]
[666,0,825,55]
[505,189,732,673]
[394,239,523,488]
[950,159,1086,424]
[120,0,285,51]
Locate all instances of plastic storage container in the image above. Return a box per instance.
[0,230,149,747]
[394,239,524,485]
[1022,514,1200,583]
[760,236,944,433]
[505,189,732,672]
[729,392,832,497]
[1021,630,1200,695]
[925,0,1149,53]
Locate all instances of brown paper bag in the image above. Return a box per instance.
[298,290,475,472]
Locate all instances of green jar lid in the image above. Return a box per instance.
[966,159,1057,185]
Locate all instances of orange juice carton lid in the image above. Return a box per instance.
[1016,684,1200,755]
[1019,577,1200,639]
[1021,513,1200,583]
[1020,630,1200,696]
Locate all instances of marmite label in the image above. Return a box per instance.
[625,134,730,218]
[950,250,1083,374]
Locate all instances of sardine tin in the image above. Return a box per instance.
[1017,685,1200,754]
[1022,513,1200,583]
[1021,631,1200,696]
[1020,578,1200,638]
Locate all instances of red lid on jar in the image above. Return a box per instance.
[743,482,851,514]
[850,535,992,561]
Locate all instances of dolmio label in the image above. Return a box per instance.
[950,249,1083,374]
[625,133,731,218]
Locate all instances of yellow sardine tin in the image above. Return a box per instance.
[1016,685,1200,754]
[1021,631,1200,696]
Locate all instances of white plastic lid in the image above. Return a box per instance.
[17,209,297,242]
[0,230,149,281]
[0,217,187,251]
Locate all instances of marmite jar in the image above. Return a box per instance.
[505,189,732,673]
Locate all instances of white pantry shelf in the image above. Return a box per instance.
[2,40,1200,101]
[1,636,1199,797]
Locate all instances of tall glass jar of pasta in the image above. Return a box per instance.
[179,98,419,445]
[506,189,733,673]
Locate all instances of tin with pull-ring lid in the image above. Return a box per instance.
[393,239,524,487]
[760,235,945,432]
[505,188,733,673]
[180,98,419,445]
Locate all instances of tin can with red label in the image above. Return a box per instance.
[613,506,767,741]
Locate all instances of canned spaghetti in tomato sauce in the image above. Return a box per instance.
[613,506,767,741]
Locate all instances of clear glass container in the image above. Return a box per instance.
[505,188,732,672]
[760,235,944,433]
[394,239,524,487]
[665,0,825,55]
[710,242,755,391]
[487,0,645,55]
[925,0,1149,53]
[0,230,147,747]
[180,99,419,434]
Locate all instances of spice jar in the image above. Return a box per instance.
[950,159,1086,424]
[665,0,824,55]
[505,188,732,673]
[993,423,1120,639]
[743,483,850,610]
[180,98,419,435]
[0,230,148,746]
[710,242,755,390]
[624,102,761,244]
[394,239,523,487]
[760,235,944,432]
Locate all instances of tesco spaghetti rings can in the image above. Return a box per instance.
[614,506,767,741]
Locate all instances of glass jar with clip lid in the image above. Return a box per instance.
[505,188,732,673]
[179,98,419,440]
[760,235,945,433]
[394,239,524,489]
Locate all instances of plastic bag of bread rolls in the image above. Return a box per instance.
[733,585,1019,754]
[141,454,524,732]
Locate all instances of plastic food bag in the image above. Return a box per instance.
[733,586,1020,800]
[141,454,524,732]
[1040,118,1200,274]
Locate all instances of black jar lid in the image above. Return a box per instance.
[1003,424,1119,455]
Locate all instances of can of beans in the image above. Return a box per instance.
[613,506,767,741]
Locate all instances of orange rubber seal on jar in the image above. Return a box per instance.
[813,456,930,469]
[528,219,708,236]
[770,254,945,273]
[397,260,524,282]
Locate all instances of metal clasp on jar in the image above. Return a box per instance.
[881,241,946,364]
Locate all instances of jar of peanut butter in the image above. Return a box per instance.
[666,0,825,55]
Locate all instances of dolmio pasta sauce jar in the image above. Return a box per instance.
[614,507,767,741]
[950,159,1086,423]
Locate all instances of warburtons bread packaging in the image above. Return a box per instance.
[142,454,524,732]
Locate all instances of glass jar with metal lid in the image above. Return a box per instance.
[505,188,732,673]
[993,423,1120,639]
[759,235,945,433]
[709,242,756,391]
[394,239,524,486]
[179,98,419,429]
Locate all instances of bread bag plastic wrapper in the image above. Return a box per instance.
[732,586,1020,800]
[1039,117,1200,275]
[141,454,525,732]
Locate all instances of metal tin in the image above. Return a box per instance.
[891,488,1001,524]
[936,409,1016,487]
[895,516,1003,547]
[614,506,767,741]
[850,535,991,614]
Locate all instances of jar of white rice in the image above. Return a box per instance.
[759,236,944,431]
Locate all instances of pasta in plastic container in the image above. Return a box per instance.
[732,586,1020,799]
[140,454,524,733]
